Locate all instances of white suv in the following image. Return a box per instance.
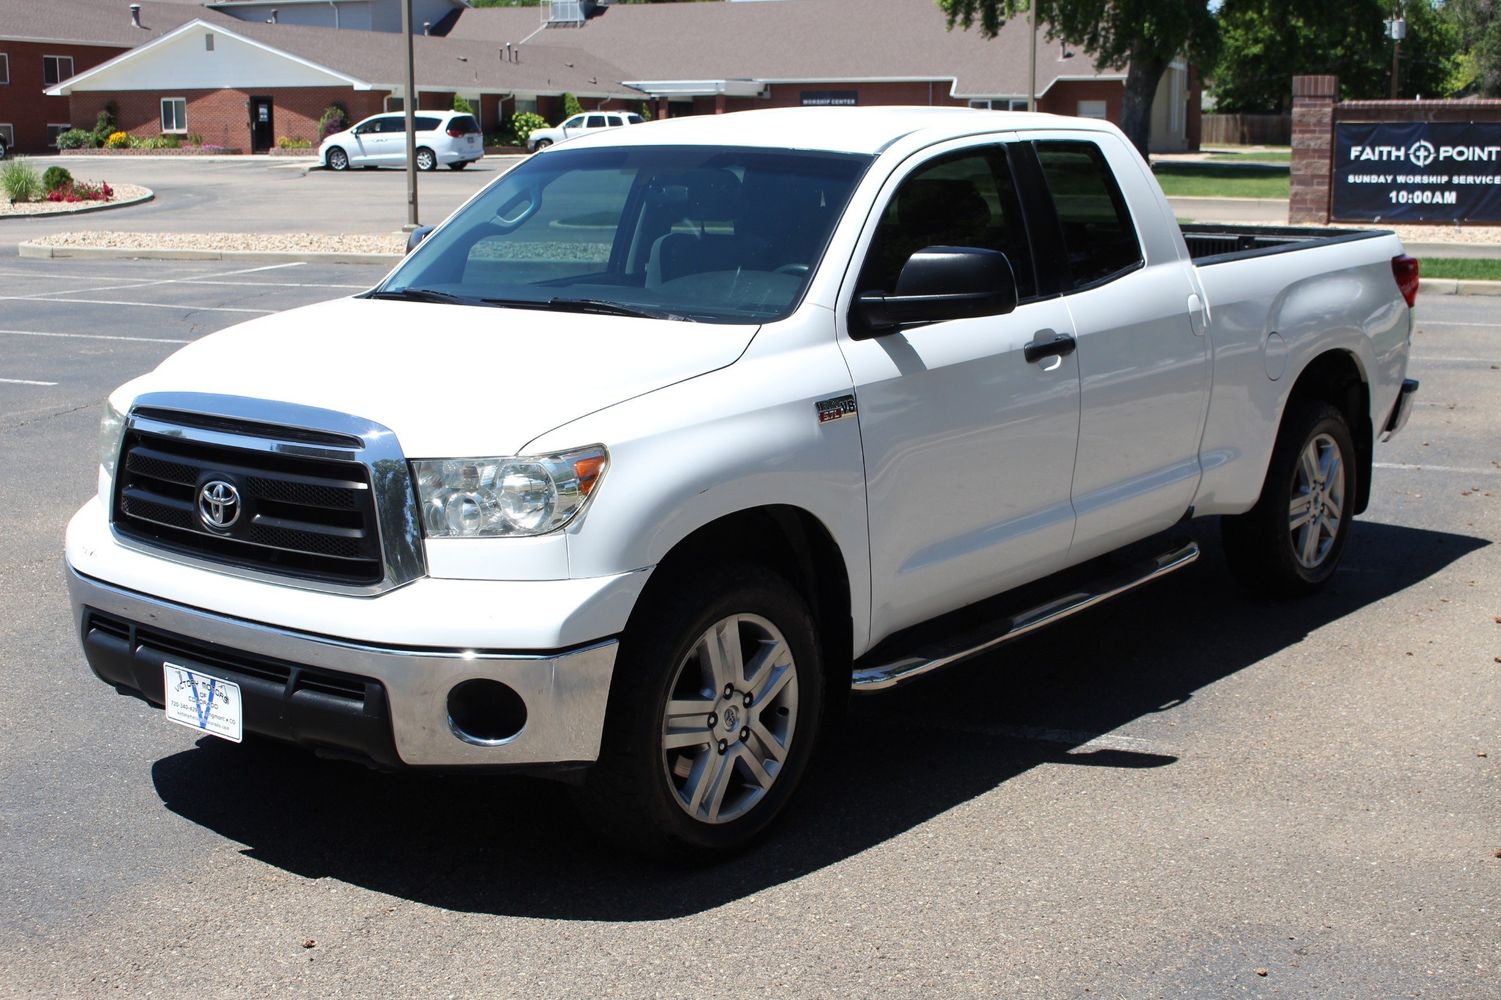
[526,111,642,151]
[321,110,484,172]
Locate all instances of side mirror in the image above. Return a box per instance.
[406,225,434,254]
[855,247,1018,335]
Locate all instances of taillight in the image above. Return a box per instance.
[1392,254,1420,308]
[447,128,464,138]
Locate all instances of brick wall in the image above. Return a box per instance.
[1289,75,1337,224]
[68,86,386,150]
[0,40,128,153]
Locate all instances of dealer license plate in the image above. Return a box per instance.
[163,663,242,743]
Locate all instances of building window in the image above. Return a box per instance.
[205,33,215,51]
[1076,100,1108,120]
[0,53,10,85]
[43,55,74,86]
[161,98,188,133]
[46,124,72,148]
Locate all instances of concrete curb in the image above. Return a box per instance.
[1,188,154,221]
[17,243,400,265]
[1419,278,1501,297]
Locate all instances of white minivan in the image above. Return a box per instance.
[321,110,484,172]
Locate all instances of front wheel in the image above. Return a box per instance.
[1222,400,1357,596]
[415,147,437,172]
[576,565,825,858]
[326,146,349,171]
[532,138,552,150]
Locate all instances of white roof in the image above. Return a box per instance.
[551,106,1103,156]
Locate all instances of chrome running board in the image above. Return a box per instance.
[850,541,1201,693]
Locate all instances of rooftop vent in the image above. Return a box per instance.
[129,3,141,28]
[544,0,597,28]
[422,21,431,35]
[268,8,278,24]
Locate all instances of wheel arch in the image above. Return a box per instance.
[627,505,855,709]
[1282,348,1373,514]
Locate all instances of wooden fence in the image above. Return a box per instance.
[1201,113,1292,146]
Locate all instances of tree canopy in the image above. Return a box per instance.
[936,0,1218,158]
[1211,0,1464,111]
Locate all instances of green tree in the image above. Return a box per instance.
[937,0,1218,158]
[1212,0,1461,111]
[563,92,585,117]
[453,94,475,114]
[1442,0,1501,96]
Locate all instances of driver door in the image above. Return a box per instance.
[838,140,1081,643]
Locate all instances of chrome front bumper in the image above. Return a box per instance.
[67,566,617,768]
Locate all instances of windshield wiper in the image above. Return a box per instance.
[543,297,696,321]
[369,287,479,305]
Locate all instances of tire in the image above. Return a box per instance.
[415,147,437,172]
[532,138,552,150]
[576,564,825,859]
[447,161,468,171]
[326,146,349,171]
[1222,400,1357,596]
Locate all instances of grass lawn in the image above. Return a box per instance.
[1418,257,1501,281]
[1152,161,1290,199]
[1205,150,1292,163]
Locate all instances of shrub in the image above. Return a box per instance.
[105,131,131,149]
[93,105,118,145]
[317,104,348,141]
[185,133,205,147]
[46,179,113,203]
[136,135,180,150]
[1,157,42,203]
[42,166,73,193]
[453,94,475,115]
[638,101,653,122]
[510,112,547,144]
[55,128,97,150]
[276,135,313,150]
[562,92,584,118]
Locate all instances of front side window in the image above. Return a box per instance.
[43,55,73,86]
[1033,140,1142,289]
[379,145,871,324]
[160,98,187,133]
[563,115,585,129]
[856,146,1036,301]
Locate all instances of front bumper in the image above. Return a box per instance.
[69,566,618,769]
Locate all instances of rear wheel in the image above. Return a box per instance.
[415,147,437,172]
[1222,400,1357,596]
[576,565,824,859]
[447,161,468,171]
[326,146,349,171]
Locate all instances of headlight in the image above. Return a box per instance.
[411,446,607,538]
[99,400,127,479]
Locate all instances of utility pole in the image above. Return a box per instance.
[1028,1,1037,112]
[1387,4,1407,100]
[401,0,419,229]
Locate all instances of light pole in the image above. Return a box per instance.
[1387,5,1407,100]
[401,0,419,229]
[1028,0,1037,112]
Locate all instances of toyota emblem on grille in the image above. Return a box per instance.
[198,480,242,531]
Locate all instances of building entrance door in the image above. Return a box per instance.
[250,97,274,152]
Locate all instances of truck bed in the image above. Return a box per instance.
[1181,224,1392,267]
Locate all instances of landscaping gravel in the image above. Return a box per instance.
[26,229,406,255]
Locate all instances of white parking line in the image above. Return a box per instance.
[0,377,59,386]
[1416,321,1501,328]
[1375,462,1501,476]
[1410,355,1500,363]
[24,297,273,314]
[0,329,190,344]
[0,262,311,302]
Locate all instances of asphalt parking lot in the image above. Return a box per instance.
[0,254,1497,998]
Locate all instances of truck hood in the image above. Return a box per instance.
[145,297,758,456]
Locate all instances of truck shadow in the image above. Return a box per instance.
[151,519,1486,920]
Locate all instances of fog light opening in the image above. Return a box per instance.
[447,679,527,746]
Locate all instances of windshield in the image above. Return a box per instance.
[378,145,872,323]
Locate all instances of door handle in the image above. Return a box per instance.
[1024,331,1076,364]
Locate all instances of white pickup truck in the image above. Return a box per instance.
[67,108,1420,857]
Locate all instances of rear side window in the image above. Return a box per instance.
[414,116,441,132]
[1033,140,1142,289]
[585,115,606,128]
[856,146,1036,302]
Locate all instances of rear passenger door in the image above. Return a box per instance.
[838,139,1081,643]
[1023,135,1210,564]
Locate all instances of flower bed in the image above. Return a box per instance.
[59,146,243,156]
[46,179,113,203]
